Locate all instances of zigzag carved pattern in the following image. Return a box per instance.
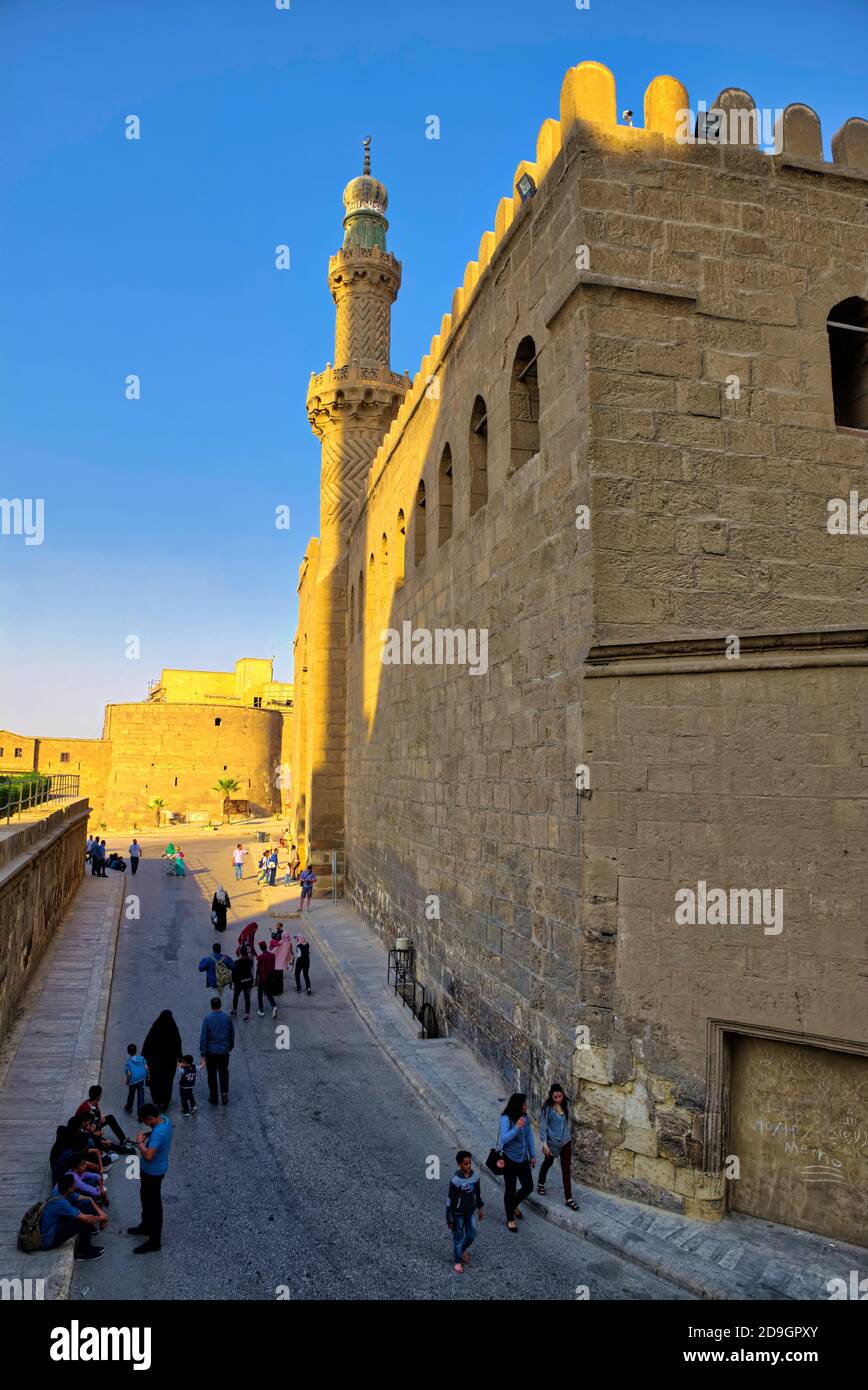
[336,293,390,367]
[321,429,383,532]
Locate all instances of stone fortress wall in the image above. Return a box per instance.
[1,658,293,830]
[292,61,868,1237]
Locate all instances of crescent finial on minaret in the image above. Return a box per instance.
[363,135,371,174]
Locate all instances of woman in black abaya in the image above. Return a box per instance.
[142,1009,183,1110]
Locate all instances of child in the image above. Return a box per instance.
[299,864,316,911]
[446,1150,484,1273]
[256,852,269,886]
[125,1043,148,1115]
[178,1054,198,1115]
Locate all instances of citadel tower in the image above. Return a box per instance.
[302,141,408,851]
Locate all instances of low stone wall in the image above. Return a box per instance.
[0,798,89,1046]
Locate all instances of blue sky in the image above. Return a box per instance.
[1,0,865,736]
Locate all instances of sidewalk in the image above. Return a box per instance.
[0,873,125,1299]
[302,897,867,1301]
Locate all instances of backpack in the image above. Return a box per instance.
[18,1198,51,1252]
[215,959,232,989]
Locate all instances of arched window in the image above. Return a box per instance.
[828,298,868,430]
[357,570,364,637]
[509,335,540,476]
[469,395,488,514]
[438,445,453,545]
[396,508,406,585]
[348,584,355,641]
[415,479,427,566]
[381,533,390,606]
[369,551,376,611]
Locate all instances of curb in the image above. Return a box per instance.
[307,916,741,1301]
[55,876,126,1300]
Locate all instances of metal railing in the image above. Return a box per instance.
[0,773,81,823]
[387,946,436,1038]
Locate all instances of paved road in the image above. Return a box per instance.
[73,832,689,1301]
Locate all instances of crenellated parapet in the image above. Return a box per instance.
[350,59,868,525]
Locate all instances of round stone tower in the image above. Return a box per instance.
[302,141,408,853]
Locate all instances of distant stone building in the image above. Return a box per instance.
[290,63,868,1242]
[1,657,293,828]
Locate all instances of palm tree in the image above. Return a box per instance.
[213,777,241,823]
[147,797,165,828]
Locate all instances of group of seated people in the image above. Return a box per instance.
[39,1086,137,1261]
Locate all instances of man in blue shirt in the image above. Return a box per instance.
[200,996,235,1106]
[128,1103,173,1254]
[39,1173,105,1260]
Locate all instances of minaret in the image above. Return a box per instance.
[302,140,408,854]
[307,137,407,565]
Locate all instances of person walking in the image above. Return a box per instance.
[200,997,234,1105]
[288,843,301,883]
[128,839,142,875]
[236,920,258,955]
[255,940,279,1018]
[142,1010,183,1110]
[128,1103,173,1253]
[446,1150,484,1274]
[293,934,312,995]
[124,1043,148,1115]
[211,885,231,933]
[199,942,234,1005]
[299,864,316,911]
[85,834,93,865]
[230,945,254,1021]
[232,843,247,881]
[256,851,269,886]
[538,1082,578,1210]
[269,924,292,994]
[498,1093,536,1231]
[177,1055,198,1115]
[267,847,279,887]
[162,843,176,876]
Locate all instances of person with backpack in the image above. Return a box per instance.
[498,1093,536,1231]
[211,885,231,933]
[30,1172,106,1261]
[200,998,235,1105]
[199,942,234,1005]
[538,1082,578,1210]
[230,945,254,1020]
[445,1150,484,1274]
[267,847,279,886]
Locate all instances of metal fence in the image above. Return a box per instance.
[387,946,436,1038]
[0,773,81,823]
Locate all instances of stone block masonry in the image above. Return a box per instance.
[290,60,868,1239]
[0,798,89,1048]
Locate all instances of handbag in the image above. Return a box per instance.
[211,910,219,926]
[485,1120,506,1175]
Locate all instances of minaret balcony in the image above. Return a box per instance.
[306,361,410,438]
